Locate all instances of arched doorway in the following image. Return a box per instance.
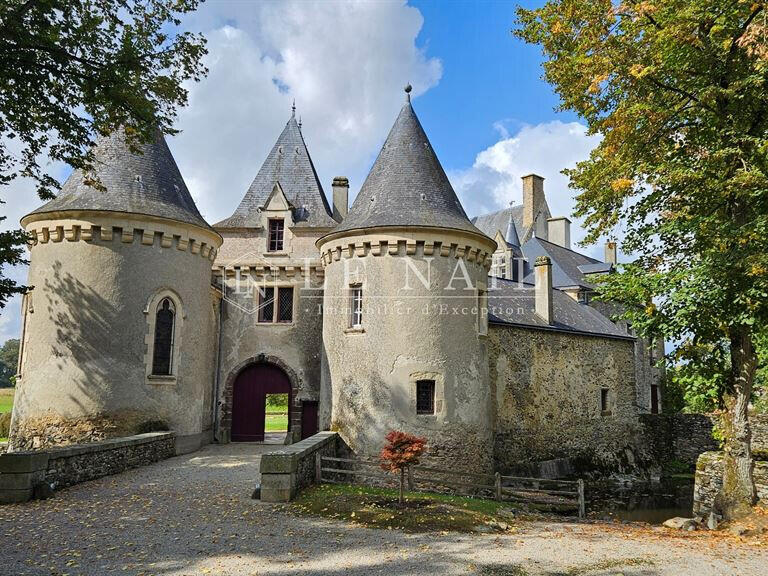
[231,363,291,442]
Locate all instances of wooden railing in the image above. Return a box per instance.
[316,455,585,518]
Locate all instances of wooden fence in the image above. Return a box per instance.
[316,455,585,518]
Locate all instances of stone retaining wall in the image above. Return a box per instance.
[639,413,719,468]
[0,432,175,503]
[693,450,768,516]
[260,431,348,502]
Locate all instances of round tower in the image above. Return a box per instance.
[317,89,497,472]
[10,129,222,452]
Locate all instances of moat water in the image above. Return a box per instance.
[588,475,695,524]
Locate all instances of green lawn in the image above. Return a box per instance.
[291,482,517,533]
[265,412,288,432]
[0,388,13,413]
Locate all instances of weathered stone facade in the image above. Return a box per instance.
[490,324,641,472]
[639,413,720,468]
[11,95,672,483]
[319,229,496,473]
[693,451,768,516]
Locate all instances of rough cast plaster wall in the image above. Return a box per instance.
[322,242,494,474]
[489,324,642,471]
[214,224,326,441]
[11,221,218,447]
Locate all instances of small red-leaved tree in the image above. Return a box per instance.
[380,430,427,505]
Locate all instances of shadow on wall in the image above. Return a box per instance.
[11,259,163,449]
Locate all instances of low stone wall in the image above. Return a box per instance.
[693,451,768,516]
[260,431,348,502]
[639,413,719,468]
[0,432,175,503]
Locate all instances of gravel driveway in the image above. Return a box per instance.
[0,444,764,576]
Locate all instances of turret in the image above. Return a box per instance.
[10,129,222,453]
[317,87,496,472]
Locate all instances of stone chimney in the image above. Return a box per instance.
[522,174,545,233]
[535,255,553,325]
[547,217,571,250]
[332,177,349,222]
[604,241,617,265]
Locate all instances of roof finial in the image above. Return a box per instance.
[291,99,296,118]
[404,83,412,103]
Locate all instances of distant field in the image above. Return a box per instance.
[265,412,288,432]
[0,388,13,413]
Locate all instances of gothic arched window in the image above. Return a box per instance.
[151,298,176,376]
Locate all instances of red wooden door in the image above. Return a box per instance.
[231,363,291,442]
[301,401,319,439]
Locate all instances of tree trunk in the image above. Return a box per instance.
[719,325,757,519]
[399,468,405,505]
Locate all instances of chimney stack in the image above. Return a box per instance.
[604,241,617,265]
[535,255,553,325]
[522,174,545,233]
[332,177,349,222]
[547,217,571,250]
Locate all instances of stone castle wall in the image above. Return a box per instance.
[489,324,642,473]
[639,413,720,468]
[320,228,496,474]
[693,451,768,516]
[10,213,220,450]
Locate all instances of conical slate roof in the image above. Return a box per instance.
[332,97,484,237]
[505,209,521,248]
[25,129,212,230]
[215,113,336,229]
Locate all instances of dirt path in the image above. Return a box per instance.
[0,444,764,576]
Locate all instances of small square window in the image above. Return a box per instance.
[416,380,435,415]
[350,285,363,328]
[258,287,275,323]
[268,219,284,252]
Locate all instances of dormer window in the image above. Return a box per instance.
[268,219,284,252]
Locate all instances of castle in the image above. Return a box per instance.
[9,89,663,473]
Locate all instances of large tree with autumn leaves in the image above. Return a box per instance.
[516,1,768,518]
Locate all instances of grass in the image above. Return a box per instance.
[265,413,288,432]
[291,482,517,533]
[0,388,13,413]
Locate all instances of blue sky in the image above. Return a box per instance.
[0,0,604,342]
[412,0,576,167]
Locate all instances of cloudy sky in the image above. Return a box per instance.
[0,0,606,342]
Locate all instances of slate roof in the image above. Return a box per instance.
[215,114,336,229]
[520,237,610,290]
[488,278,630,339]
[26,129,212,230]
[472,205,524,242]
[331,99,484,237]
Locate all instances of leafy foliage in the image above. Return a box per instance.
[380,430,427,473]
[0,338,19,387]
[380,430,427,505]
[515,1,768,517]
[0,0,207,305]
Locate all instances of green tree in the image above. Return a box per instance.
[516,1,768,518]
[0,338,19,387]
[0,0,207,306]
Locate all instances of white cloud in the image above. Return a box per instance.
[172,0,442,223]
[450,120,603,257]
[0,0,442,342]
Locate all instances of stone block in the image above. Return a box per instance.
[0,487,32,504]
[0,452,49,474]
